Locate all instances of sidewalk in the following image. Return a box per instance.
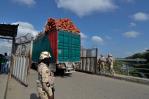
[0,74,8,99]
[6,70,38,99]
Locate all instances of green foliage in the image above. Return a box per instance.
[144,52,149,62]
[113,60,125,74]
[124,50,149,78]
[127,50,149,63]
[113,60,144,76]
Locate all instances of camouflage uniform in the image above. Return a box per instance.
[98,56,106,73]
[37,62,54,99]
[107,55,115,75]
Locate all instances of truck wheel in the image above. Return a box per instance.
[31,63,38,71]
[60,69,65,76]
[55,68,64,76]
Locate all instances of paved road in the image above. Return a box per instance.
[5,70,149,99]
[6,70,38,99]
[0,74,8,99]
[55,72,149,99]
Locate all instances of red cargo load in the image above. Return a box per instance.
[45,18,80,33]
[48,31,58,62]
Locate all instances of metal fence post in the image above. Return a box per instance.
[95,48,98,74]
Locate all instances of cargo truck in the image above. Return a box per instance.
[32,18,80,74]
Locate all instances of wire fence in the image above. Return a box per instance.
[16,33,34,44]
[11,33,33,86]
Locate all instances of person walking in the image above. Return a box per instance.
[4,53,9,74]
[37,51,55,99]
[98,54,106,74]
[0,54,2,73]
[0,54,5,73]
[107,53,115,75]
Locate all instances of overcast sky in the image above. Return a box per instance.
[0,0,149,57]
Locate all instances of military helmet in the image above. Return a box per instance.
[100,54,103,57]
[108,53,112,57]
[40,51,51,60]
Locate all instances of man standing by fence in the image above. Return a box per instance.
[98,54,106,74]
[0,54,3,73]
[0,54,6,74]
[107,53,115,75]
[4,53,9,74]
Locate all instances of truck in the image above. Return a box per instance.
[32,18,81,74]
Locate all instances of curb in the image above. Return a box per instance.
[76,70,149,85]
[100,73,149,85]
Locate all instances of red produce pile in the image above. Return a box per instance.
[45,18,80,33]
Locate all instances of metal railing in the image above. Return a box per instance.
[77,53,149,79]
[114,65,149,78]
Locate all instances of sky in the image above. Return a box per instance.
[0,0,149,58]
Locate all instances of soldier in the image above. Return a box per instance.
[37,51,55,99]
[98,54,106,74]
[106,53,115,75]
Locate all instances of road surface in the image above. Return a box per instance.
[4,70,149,99]
[55,72,149,99]
[0,74,8,99]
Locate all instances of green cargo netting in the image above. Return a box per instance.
[58,31,80,62]
[32,30,80,63]
[32,35,55,63]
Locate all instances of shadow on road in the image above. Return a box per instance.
[30,93,38,99]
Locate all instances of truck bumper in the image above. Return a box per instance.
[65,67,75,74]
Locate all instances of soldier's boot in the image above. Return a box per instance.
[110,68,114,76]
[40,92,48,99]
[103,66,106,74]
[100,65,103,74]
[112,69,115,76]
[48,95,54,99]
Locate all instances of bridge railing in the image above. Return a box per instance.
[76,54,149,79]
[113,65,149,78]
